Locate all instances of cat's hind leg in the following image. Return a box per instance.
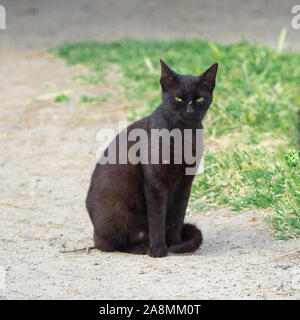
[119,230,149,255]
[94,226,149,254]
[93,229,118,252]
[94,231,149,255]
[119,242,149,255]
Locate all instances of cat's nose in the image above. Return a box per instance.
[186,103,194,113]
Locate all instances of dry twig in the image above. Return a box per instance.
[250,250,300,266]
[59,246,97,254]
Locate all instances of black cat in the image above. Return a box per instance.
[86,60,218,257]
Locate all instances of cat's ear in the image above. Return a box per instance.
[160,59,177,91]
[199,63,218,91]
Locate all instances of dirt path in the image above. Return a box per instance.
[1,0,300,51]
[0,0,300,300]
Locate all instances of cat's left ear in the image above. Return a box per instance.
[198,63,218,91]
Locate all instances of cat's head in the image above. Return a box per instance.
[160,59,218,127]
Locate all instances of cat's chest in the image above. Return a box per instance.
[165,139,199,166]
[160,163,186,186]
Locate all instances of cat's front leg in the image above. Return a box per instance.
[167,175,194,247]
[144,181,168,258]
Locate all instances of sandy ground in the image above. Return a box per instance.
[0,0,300,300]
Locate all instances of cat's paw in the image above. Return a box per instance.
[149,245,168,258]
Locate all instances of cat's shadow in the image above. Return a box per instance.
[186,212,274,257]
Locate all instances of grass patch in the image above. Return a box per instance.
[51,39,300,239]
[73,72,107,86]
[79,93,113,104]
[54,93,70,103]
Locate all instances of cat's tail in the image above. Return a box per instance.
[168,223,202,253]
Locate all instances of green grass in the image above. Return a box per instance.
[54,93,70,103]
[79,93,113,104]
[51,39,300,239]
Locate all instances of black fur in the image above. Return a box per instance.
[86,60,218,257]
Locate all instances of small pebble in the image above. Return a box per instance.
[278,284,294,292]
[274,264,292,270]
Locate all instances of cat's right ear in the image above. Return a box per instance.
[199,63,218,91]
[160,59,177,91]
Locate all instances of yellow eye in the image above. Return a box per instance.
[197,97,204,103]
[175,97,183,102]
